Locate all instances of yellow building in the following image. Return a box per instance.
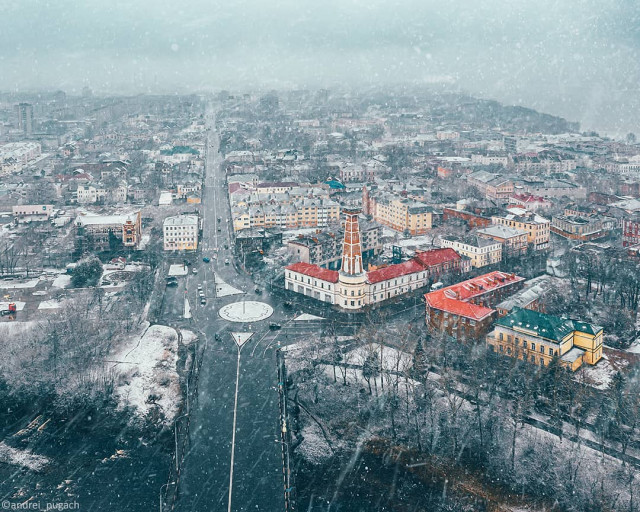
[492,210,550,251]
[440,236,502,268]
[486,308,603,371]
[363,188,432,235]
[163,215,199,251]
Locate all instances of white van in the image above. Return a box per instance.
[430,281,444,291]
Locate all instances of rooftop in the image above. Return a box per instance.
[286,262,339,283]
[495,308,602,342]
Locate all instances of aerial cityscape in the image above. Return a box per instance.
[1,2,640,512]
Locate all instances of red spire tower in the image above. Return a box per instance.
[338,207,367,309]
[341,208,364,275]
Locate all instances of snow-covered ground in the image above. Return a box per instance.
[580,349,632,390]
[51,273,71,289]
[294,313,324,321]
[38,299,62,310]
[214,272,243,297]
[218,301,274,322]
[0,278,40,290]
[168,264,188,277]
[347,343,412,373]
[110,324,181,424]
[0,441,50,472]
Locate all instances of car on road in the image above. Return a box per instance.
[217,217,221,222]
[283,301,293,308]
[197,284,203,291]
[223,244,228,250]
[224,258,230,265]
[203,257,210,263]
[217,227,221,232]
[269,323,282,330]
[200,298,206,305]
[166,280,178,287]
[215,333,221,341]
[192,268,198,274]
[254,288,262,294]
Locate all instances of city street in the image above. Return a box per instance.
[176,108,292,512]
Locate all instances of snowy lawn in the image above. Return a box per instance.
[0,278,40,290]
[214,272,243,297]
[51,274,71,288]
[111,324,181,424]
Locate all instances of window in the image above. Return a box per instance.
[531,343,535,351]
[530,355,536,363]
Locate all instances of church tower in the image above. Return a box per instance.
[338,208,367,309]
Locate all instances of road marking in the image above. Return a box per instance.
[231,332,253,348]
[227,341,242,512]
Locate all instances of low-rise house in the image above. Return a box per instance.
[12,204,54,222]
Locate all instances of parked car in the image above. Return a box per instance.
[255,288,262,294]
[269,323,281,330]
[217,227,221,232]
[217,217,221,222]
[200,298,206,305]
[224,258,230,265]
[192,268,198,274]
[283,301,293,308]
[197,284,203,291]
[166,280,178,287]
[203,257,210,263]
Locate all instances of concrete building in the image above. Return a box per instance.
[466,171,514,200]
[486,308,603,371]
[440,236,502,268]
[163,215,199,251]
[623,214,640,247]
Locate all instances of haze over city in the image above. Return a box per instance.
[2,0,639,134]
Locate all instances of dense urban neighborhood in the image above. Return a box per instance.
[0,87,639,511]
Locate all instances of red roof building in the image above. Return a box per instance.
[424,271,525,340]
[286,262,339,283]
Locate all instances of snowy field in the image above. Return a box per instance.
[111,324,182,424]
[0,441,50,472]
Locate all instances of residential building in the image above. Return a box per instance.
[424,271,525,340]
[16,103,34,136]
[508,193,552,212]
[163,215,199,251]
[287,223,383,269]
[492,210,550,251]
[362,186,432,235]
[440,236,502,268]
[476,225,529,258]
[486,308,603,371]
[495,276,554,316]
[466,170,514,200]
[551,214,615,241]
[0,142,42,175]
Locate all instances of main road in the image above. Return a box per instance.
[177,107,290,512]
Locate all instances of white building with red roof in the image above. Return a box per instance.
[284,209,466,310]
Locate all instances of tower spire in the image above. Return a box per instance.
[341,208,363,275]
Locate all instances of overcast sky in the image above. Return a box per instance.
[1,0,638,134]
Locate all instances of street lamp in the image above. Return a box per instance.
[159,481,175,512]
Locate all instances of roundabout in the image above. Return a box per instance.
[218,301,274,323]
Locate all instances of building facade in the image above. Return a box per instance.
[486,308,603,371]
[492,210,550,251]
[440,236,502,268]
[163,215,199,251]
[476,225,529,258]
[12,204,54,222]
[424,272,525,340]
[362,186,432,235]
[76,211,142,251]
